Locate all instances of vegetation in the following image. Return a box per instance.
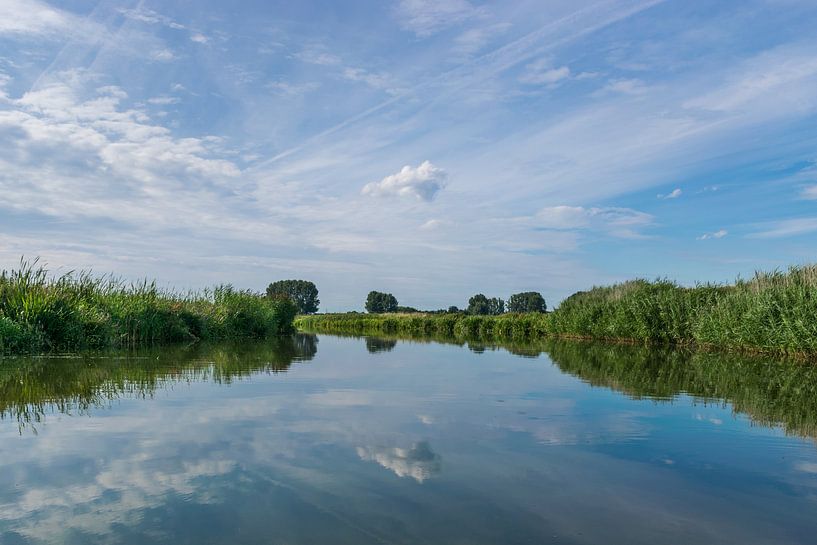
[298,265,817,356]
[365,290,398,313]
[507,291,547,313]
[0,260,297,354]
[5,331,817,440]
[467,294,504,315]
[0,334,317,431]
[266,279,320,314]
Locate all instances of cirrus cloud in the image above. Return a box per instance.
[536,205,653,238]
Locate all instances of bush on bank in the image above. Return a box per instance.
[0,261,297,354]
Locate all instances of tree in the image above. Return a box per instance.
[467,294,490,315]
[507,291,547,313]
[365,291,398,313]
[467,294,504,315]
[266,280,319,314]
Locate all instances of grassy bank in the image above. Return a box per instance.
[0,261,297,354]
[296,265,817,356]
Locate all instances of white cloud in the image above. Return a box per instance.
[684,47,817,113]
[600,78,650,96]
[362,160,447,201]
[118,7,185,30]
[697,229,728,240]
[420,219,446,230]
[801,185,817,200]
[265,81,321,96]
[796,462,817,474]
[356,441,441,483]
[0,74,250,240]
[342,67,400,94]
[658,188,682,199]
[293,47,342,66]
[519,58,571,86]
[147,96,180,105]
[190,33,209,44]
[451,23,511,57]
[750,218,817,239]
[151,49,177,62]
[536,206,653,238]
[0,0,75,37]
[394,0,479,37]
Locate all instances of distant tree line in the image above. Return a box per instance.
[362,290,546,315]
[261,280,546,317]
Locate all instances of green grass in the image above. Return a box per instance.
[296,264,817,356]
[0,260,297,354]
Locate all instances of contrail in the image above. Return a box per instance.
[250,0,665,172]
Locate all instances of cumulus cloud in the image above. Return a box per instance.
[0,72,251,241]
[697,229,728,240]
[357,441,441,483]
[0,0,77,37]
[394,0,479,37]
[658,188,682,199]
[536,206,653,238]
[362,160,447,201]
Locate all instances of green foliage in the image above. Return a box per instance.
[297,264,817,356]
[507,291,547,313]
[266,279,320,314]
[296,311,550,343]
[0,259,297,354]
[365,291,398,313]
[467,294,504,315]
[0,334,318,429]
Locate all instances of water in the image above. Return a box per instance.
[2,334,817,544]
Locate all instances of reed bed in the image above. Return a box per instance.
[0,260,297,354]
[296,265,817,356]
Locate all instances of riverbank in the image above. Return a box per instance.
[0,262,297,354]
[296,265,817,357]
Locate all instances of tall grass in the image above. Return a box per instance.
[296,264,817,356]
[0,260,297,354]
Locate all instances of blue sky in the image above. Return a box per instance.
[1,0,816,311]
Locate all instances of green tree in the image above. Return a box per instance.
[488,297,505,315]
[507,291,547,313]
[467,294,504,315]
[467,294,490,315]
[266,280,320,314]
[365,291,398,313]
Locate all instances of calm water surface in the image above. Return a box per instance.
[2,334,817,544]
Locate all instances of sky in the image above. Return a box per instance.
[1,0,817,311]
